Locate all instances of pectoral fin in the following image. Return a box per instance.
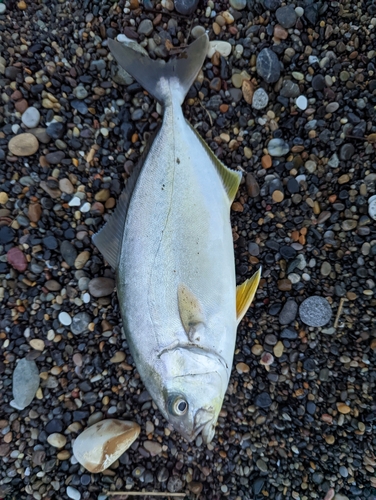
[178,284,205,341]
[236,268,261,324]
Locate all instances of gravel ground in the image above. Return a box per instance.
[1,0,376,499]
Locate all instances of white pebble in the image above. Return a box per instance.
[296,95,308,110]
[295,6,304,16]
[0,3,6,13]
[302,273,311,281]
[82,293,90,303]
[12,124,20,134]
[80,202,91,213]
[207,40,232,58]
[68,196,81,207]
[67,486,81,500]
[308,55,319,65]
[59,312,72,326]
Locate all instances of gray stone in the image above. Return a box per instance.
[299,296,332,327]
[276,5,297,28]
[255,392,272,408]
[268,138,289,156]
[88,277,115,298]
[230,0,246,9]
[280,80,300,98]
[339,143,355,161]
[73,85,88,99]
[71,312,91,335]
[138,19,153,36]
[279,299,298,325]
[0,3,6,13]
[90,60,106,72]
[12,358,40,410]
[252,88,269,110]
[60,241,77,267]
[328,153,339,168]
[256,48,280,83]
[21,107,41,128]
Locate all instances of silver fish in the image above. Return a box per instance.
[93,34,261,444]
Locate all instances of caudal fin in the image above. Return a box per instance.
[108,34,209,105]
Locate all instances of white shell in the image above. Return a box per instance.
[73,419,140,473]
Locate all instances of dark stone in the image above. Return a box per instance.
[280,246,297,260]
[45,419,63,434]
[45,151,65,164]
[43,235,58,250]
[46,122,66,140]
[306,402,316,415]
[303,358,316,371]
[253,477,264,495]
[281,328,298,340]
[264,0,281,10]
[174,0,199,15]
[339,143,355,161]
[0,227,15,245]
[279,299,298,325]
[276,5,297,28]
[60,241,77,267]
[256,48,281,83]
[312,74,325,91]
[71,100,88,114]
[255,392,272,408]
[287,178,299,193]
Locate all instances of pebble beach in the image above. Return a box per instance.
[0,0,376,499]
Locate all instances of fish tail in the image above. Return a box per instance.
[108,34,209,106]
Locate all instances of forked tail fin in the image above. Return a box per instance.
[108,34,209,105]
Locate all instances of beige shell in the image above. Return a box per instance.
[8,133,39,156]
[72,419,140,473]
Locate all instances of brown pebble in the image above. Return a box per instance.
[17,0,27,9]
[0,193,9,204]
[236,362,250,374]
[15,99,28,113]
[274,24,288,39]
[231,201,243,212]
[28,203,42,222]
[278,279,292,291]
[272,190,284,203]
[95,189,110,202]
[337,402,351,414]
[261,155,272,169]
[11,90,23,101]
[246,173,259,198]
[8,133,39,157]
[242,80,255,105]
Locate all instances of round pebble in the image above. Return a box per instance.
[299,296,332,327]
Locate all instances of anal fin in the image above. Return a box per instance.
[236,267,261,324]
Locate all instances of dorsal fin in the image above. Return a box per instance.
[187,121,242,203]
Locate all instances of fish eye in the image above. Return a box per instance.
[168,395,188,416]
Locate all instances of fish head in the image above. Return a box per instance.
[157,345,229,444]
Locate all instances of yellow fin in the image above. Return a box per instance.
[187,121,242,203]
[236,268,261,324]
[178,284,205,338]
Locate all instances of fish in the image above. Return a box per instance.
[92,34,261,444]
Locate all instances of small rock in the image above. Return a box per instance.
[73,419,140,473]
[336,402,351,414]
[47,433,67,448]
[67,486,81,500]
[144,440,163,456]
[340,144,355,161]
[75,250,90,269]
[137,19,153,36]
[276,5,297,28]
[21,107,41,128]
[230,0,246,9]
[60,241,78,267]
[299,296,332,327]
[246,173,260,198]
[7,247,27,272]
[28,203,42,222]
[59,312,72,326]
[280,80,300,98]
[256,48,280,83]
[252,88,269,110]
[174,0,199,14]
[268,138,289,156]
[255,392,272,408]
[71,312,91,335]
[279,299,298,325]
[45,151,65,164]
[8,133,39,156]
[12,358,39,410]
[46,122,65,139]
[207,41,232,58]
